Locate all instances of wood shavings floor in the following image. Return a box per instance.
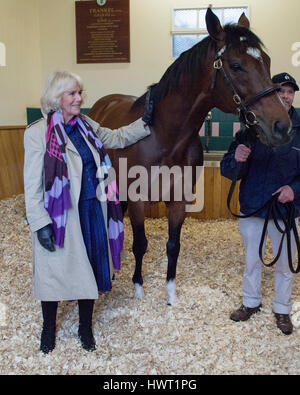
[1,195,300,375]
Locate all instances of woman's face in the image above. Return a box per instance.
[61,84,83,123]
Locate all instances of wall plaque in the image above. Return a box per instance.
[75,0,130,63]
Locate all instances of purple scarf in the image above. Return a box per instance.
[44,111,124,270]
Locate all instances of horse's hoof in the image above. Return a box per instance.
[166,280,176,306]
[134,283,144,299]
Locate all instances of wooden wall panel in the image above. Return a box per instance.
[141,167,240,220]
[0,127,25,200]
[191,167,240,220]
[0,127,240,219]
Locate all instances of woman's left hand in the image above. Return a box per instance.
[273,185,295,203]
[37,224,56,252]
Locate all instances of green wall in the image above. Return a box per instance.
[26,107,300,152]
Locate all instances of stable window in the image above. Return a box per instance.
[0,42,6,66]
[172,6,249,58]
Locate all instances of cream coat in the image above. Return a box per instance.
[24,115,150,301]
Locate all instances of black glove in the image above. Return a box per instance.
[37,224,56,252]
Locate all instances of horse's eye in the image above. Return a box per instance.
[230,63,243,72]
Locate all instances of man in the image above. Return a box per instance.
[220,72,300,335]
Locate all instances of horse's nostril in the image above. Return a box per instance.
[273,120,290,139]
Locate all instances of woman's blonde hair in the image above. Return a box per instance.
[41,71,84,114]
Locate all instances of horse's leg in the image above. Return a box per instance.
[166,202,186,305]
[128,201,148,298]
[121,200,128,216]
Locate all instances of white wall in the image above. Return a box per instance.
[0,0,42,125]
[0,0,300,125]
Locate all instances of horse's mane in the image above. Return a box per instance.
[132,23,264,110]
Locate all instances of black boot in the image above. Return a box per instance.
[78,299,96,352]
[40,301,58,354]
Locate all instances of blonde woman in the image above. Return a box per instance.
[24,71,150,353]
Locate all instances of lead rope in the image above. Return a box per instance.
[227,173,300,273]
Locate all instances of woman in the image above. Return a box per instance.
[24,71,150,353]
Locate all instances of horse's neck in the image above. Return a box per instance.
[155,87,212,158]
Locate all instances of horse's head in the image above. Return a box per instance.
[206,8,292,147]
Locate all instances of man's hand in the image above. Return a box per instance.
[235,144,251,162]
[273,185,295,203]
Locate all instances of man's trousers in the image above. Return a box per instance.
[239,216,297,314]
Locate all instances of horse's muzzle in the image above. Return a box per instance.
[272,119,293,145]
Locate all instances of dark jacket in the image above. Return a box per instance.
[220,106,300,218]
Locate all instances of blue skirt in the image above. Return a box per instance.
[78,198,112,292]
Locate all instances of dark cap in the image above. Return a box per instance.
[272,72,299,91]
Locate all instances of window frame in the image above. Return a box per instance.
[171,5,250,58]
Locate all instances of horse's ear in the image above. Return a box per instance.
[205,8,225,43]
[238,12,250,29]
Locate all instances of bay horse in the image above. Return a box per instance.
[89,9,291,305]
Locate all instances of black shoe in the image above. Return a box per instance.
[40,301,58,353]
[78,325,96,352]
[230,304,262,322]
[274,313,293,335]
[40,326,56,354]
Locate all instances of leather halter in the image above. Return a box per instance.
[211,45,281,127]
